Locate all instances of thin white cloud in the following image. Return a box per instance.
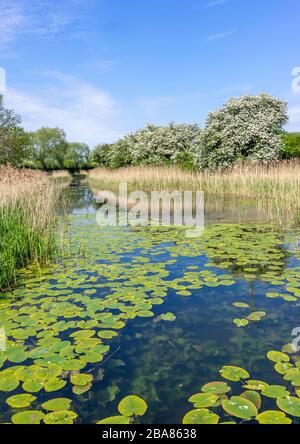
[0,0,84,45]
[208,29,237,41]
[3,73,123,146]
[206,0,229,7]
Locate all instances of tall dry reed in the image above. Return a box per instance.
[88,161,300,226]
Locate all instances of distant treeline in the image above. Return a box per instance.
[0,93,300,172]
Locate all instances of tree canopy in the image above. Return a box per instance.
[198,94,288,169]
[0,95,31,167]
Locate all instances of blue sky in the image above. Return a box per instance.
[0,0,300,147]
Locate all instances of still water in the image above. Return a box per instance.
[1,177,300,424]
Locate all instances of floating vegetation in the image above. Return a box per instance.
[181,346,300,424]
[1,179,300,424]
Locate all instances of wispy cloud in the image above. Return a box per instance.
[4,72,123,146]
[208,29,237,41]
[206,0,229,7]
[0,0,85,45]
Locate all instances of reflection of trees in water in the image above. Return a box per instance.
[64,175,97,213]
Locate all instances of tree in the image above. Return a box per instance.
[282,132,300,158]
[63,142,90,171]
[0,94,30,166]
[91,143,114,167]
[30,127,68,170]
[198,94,288,169]
[125,123,202,168]
[91,123,203,169]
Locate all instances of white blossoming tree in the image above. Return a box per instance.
[198,94,288,169]
[92,123,202,169]
[125,123,202,168]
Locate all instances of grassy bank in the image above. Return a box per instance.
[0,167,66,291]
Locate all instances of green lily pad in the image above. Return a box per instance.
[188,393,219,408]
[72,383,92,395]
[232,302,250,308]
[97,416,131,424]
[12,410,45,424]
[43,410,78,424]
[182,409,219,424]
[222,396,258,420]
[247,311,266,322]
[70,373,93,386]
[201,381,231,395]
[6,394,36,409]
[277,396,300,417]
[44,378,67,392]
[220,366,250,382]
[262,385,290,399]
[242,380,269,391]
[0,375,19,392]
[240,391,262,410]
[118,395,148,417]
[42,398,72,412]
[233,319,249,328]
[267,351,290,363]
[160,313,176,322]
[256,410,292,424]
[6,348,28,364]
[22,379,44,393]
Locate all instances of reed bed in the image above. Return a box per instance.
[51,170,72,178]
[88,161,300,200]
[0,166,64,291]
[88,161,300,226]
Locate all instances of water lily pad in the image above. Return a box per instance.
[233,319,249,328]
[118,395,148,417]
[72,383,92,395]
[222,396,258,420]
[261,385,290,399]
[242,380,269,391]
[70,373,93,386]
[267,351,290,363]
[6,394,36,408]
[44,378,67,392]
[23,379,45,393]
[188,393,219,408]
[43,410,78,424]
[240,391,262,410]
[277,396,300,417]
[220,366,250,382]
[0,375,19,392]
[42,398,72,412]
[256,410,292,424]
[182,409,219,424]
[232,302,250,308]
[201,381,231,395]
[247,311,266,322]
[97,416,131,424]
[12,410,44,424]
[160,313,176,322]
